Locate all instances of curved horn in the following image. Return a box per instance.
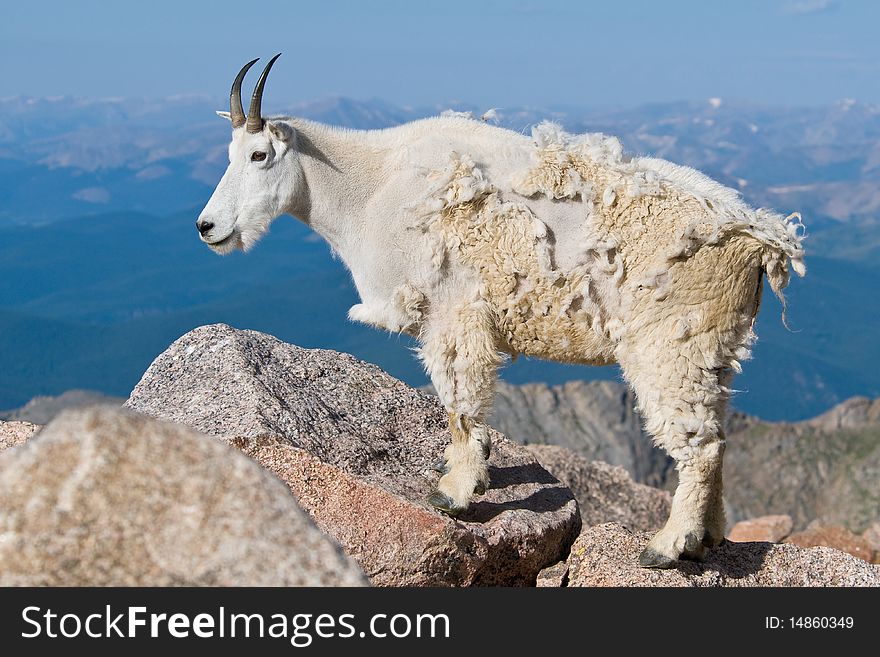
[230,58,259,129]
[246,53,282,134]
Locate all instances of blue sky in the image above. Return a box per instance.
[3,0,878,107]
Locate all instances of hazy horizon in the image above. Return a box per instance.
[3,92,873,111]
[4,1,879,107]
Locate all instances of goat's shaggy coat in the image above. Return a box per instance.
[201,112,805,567]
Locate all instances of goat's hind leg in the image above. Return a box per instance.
[640,437,726,568]
[619,341,729,568]
[419,300,500,516]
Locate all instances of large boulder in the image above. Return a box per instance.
[561,523,880,587]
[0,406,367,586]
[126,324,581,586]
[525,444,671,531]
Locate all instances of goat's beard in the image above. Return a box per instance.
[239,226,266,252]
[237,214,275,252]
[208,231,244,255]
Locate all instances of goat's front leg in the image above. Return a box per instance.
[419,299,501,516]
[428,412,492,514]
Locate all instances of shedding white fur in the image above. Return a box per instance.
[200,103,805,567]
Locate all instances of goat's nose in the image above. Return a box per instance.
[196,218,214,236]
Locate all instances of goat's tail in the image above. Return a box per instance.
[750,210,806,326]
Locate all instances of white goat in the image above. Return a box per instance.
[198,56,805,568]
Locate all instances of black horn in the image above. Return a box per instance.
[246,53,282,134]
[230,58,259,129]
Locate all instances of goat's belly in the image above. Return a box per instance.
[497,308,616,365]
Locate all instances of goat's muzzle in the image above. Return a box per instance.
[196,218,214,237]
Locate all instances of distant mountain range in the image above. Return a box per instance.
[0,95,432,224]
[1,95,878,419]
[3,94,880,232]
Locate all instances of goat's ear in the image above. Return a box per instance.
[216,111,232,122]
[266,120,294,143]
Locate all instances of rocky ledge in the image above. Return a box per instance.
[125,323,581,586]
[546,523,880,587]
[3,323,878,588]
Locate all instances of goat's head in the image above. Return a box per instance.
[197,54,301,254]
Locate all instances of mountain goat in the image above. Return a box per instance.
[198,55,805,568]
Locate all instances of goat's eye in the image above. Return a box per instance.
[251,151,267,162]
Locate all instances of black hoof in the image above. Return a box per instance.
[638,547,677,569]
[427,490,465,517]
[474,480,487,495]
[432,458,449,474]
[481,442,491,460]
[681,533,707,561]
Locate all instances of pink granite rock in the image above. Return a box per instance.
[0,407,367,586]
[728,514,793,543]
[786,521,876,563]
[126,324,581,586]
[564,523,880,587]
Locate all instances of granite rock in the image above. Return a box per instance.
[785,522,876,563]
[728,515,794,543]
[0,406,367,586]
[126,324,581,586]
[526,444,671,531]
[564,523,880,587]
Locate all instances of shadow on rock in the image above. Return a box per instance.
[465,483,576,523]
[674,540,774,579]
[488,462,561,489]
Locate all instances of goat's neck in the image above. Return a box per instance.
[285,118,390,260]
